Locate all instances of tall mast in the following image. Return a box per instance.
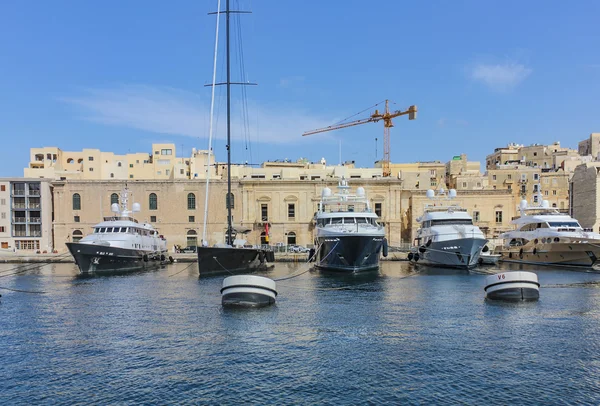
[226,0,232,246]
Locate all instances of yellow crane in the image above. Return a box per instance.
[302,100,417,177]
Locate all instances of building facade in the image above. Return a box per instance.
[0,178,53,252]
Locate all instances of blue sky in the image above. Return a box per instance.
[1,0,599,177]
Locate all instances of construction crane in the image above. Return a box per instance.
[302,100,417,177]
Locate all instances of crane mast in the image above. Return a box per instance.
[302,100,417,177]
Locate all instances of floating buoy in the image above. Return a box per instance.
[484,271,540,301]
[221,275,277,307]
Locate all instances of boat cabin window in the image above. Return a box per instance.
[548,221,581,228]
[344,218,355,224]
[430,219,473,226]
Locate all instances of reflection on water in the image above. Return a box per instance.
[1,261,600,404]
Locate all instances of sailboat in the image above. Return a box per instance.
[196,0,273,275]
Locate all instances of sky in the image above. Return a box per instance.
[1,0,599,177]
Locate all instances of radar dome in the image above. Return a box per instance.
[132,202,141,212]
[356,187,365,197]
[449,189,457,199]
[520,199,528,210]
[542,200,550,208]
[321,187,332,198]
[426,189,435,199]
[111,203,120,213]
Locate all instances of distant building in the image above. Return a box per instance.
[0,178,53,252]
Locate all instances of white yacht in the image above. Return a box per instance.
[497,198,600,268]
[313,178,387,272]
[66,188,168,274]
[409,189,487,269]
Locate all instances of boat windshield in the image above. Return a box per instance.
[548,221,581,228]
[430,219,473,226]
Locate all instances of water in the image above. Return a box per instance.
[1,261,600,405]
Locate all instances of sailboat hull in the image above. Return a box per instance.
[197,246,271,275]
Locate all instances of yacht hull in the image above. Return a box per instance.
[197,246,271,275]
[315,235,384,273]
[498,242,600,268]
[410,237,487,269]
[66,242,166,274]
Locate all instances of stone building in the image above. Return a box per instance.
[0,178,53,252]
[571,162,600,231]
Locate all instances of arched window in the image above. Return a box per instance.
[187,229,198,247]
[187,193,196,210]
[287,231,296,245]
[72,230,83,242]
[149,193,157,210]
[226,193,235,209]
[72,193,81,210]
[111,193,119,205]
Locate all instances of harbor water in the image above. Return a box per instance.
[2,261,600,404]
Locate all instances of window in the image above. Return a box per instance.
[473,211,480,222]
[149,193,157,210]
[495,211,503,224]
[88,156,94,161]
[74,216,80,222]
[261,204,268,221]
[150,216,157,222]
[226,193,235,209]
[288,203,295,219]
[187,230,197,247]
[187,193,196,210]
[287,231,296,245]
[72,193,81,210]
[72,230,83,242]
[111,193,119,205]
[375,203,382,217]
[189,216,195,223]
